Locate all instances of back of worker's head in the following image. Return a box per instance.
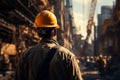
[34,10,59,39]
[37,28,56,39]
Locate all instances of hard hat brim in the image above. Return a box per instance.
[35,24,60,29]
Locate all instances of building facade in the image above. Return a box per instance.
[96,5,113,55]
[96,0,120,56]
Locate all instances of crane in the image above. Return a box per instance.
[79,0,97,57]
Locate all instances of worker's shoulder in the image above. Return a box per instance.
[21,44,42,56]
[57,46,70,53]
[57,46,75,57]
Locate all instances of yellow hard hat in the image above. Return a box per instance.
[34,10,59,28]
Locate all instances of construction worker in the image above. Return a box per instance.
[95,54,106,79]
[15,10,83,80]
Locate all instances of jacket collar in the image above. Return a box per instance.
[41,38,59,45]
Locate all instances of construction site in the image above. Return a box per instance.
[0,0,120,80]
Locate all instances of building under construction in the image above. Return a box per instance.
[0,0,76,76]
[0,0,75,53]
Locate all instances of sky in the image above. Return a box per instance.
[72,0,115,39]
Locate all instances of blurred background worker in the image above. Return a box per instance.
[15,10,83,80]
[95,54,106,79]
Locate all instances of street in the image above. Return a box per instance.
[82,70,101,80]
[0,69,101,80]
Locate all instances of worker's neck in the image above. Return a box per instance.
[42,36,57,41]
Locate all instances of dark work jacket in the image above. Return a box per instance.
[15,39,83,80]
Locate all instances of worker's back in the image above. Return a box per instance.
[15,39,83,80]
